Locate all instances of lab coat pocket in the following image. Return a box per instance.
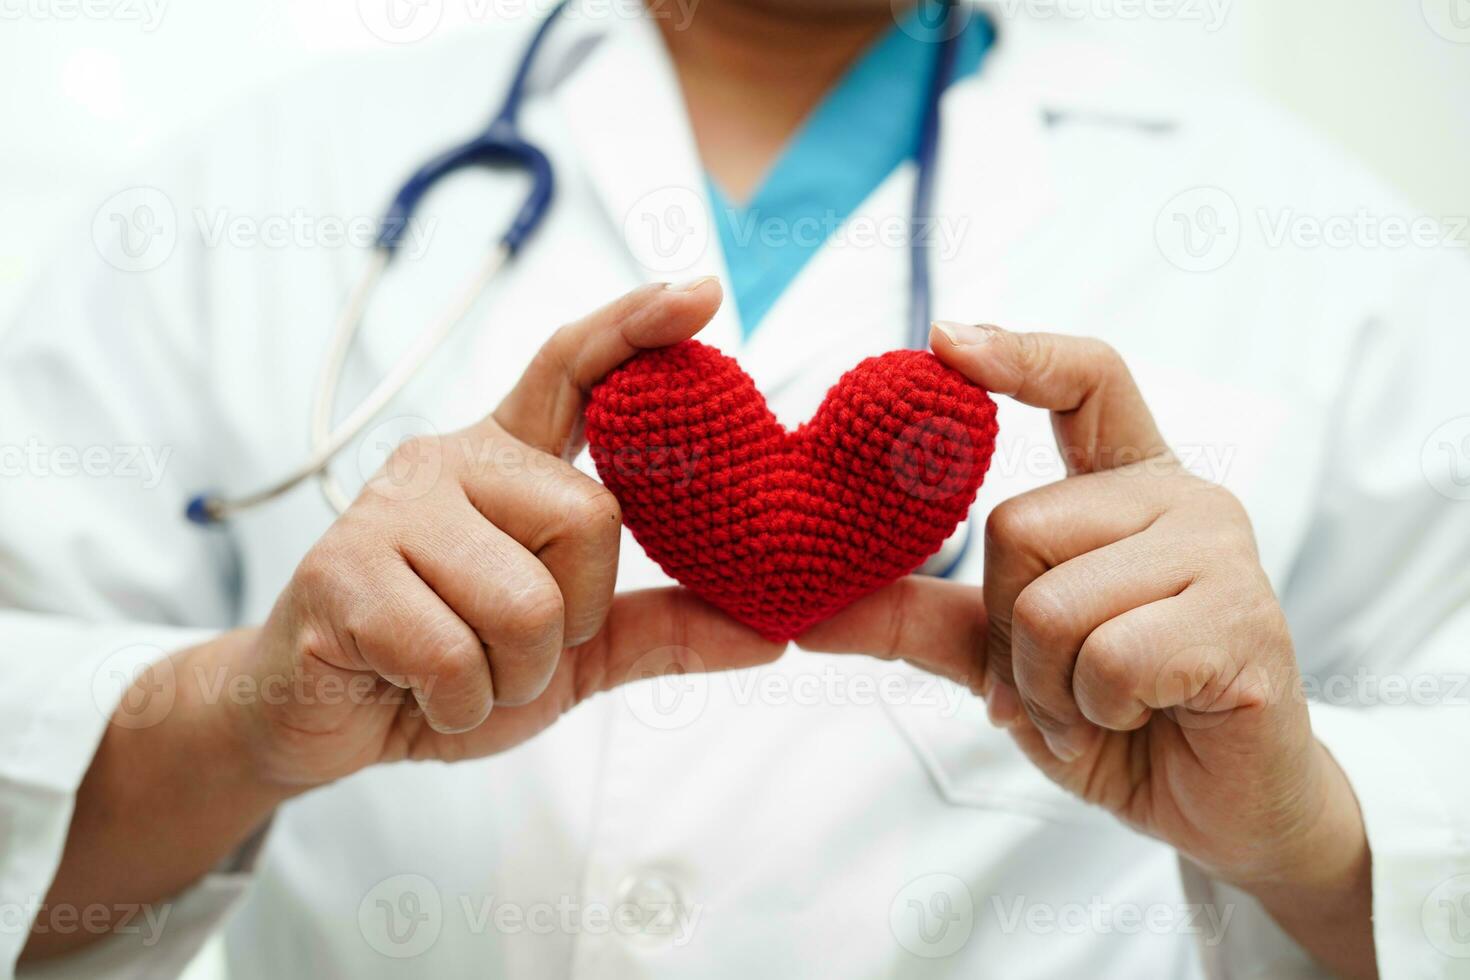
[882,666,1107,826]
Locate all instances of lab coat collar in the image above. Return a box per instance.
[549,8,743,354]
[544,5,1166,391]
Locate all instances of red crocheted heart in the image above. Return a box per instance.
[585,341,999,642]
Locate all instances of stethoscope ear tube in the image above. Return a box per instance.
[907,0,964,351]
[187,3,573,525]
[185,245,511,524]
[500,139,555,255]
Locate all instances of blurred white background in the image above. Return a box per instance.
[0,0,1465,976]
[2,0,1469,326]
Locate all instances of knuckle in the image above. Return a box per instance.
[1236,581,1288,636]
[1192,479,1250,524]
[984,498,1042,554]
[343,589,419,649]
[1193,522,1244,560]
[1010,584,1069,651]
[292,548,336,596]
[1088,338,1126,375]
[500,578,566,651]
[1077,622,1136,695]
[562,482,623,542]
[1226,551,1267,587]
[1018,688,1071,734]
[433,634,487,686]
[369,435,450,502]
[293,622,341,674]
[1192,476,1239,510]
[1010,330,1046,375]
[389,434,440,470]
[1070,336,1128,392]
[1222,505,1259,553]
[334,602,373,647]
[485,434,542,481]
[536,330,577,379]
[411,623,483,687]
[1166,483,1256,559]
[292,537,362,599]
[1199,520,1259,566]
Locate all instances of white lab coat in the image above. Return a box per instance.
[2,6,1469,979]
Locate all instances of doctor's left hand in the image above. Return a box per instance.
[800,324,1375,977]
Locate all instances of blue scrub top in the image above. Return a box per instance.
[707,3,995,338]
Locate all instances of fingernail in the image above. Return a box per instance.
[665,276,717,293]
[1041,726,1088,763]
[932,321,1001,347]
[986,682,1021,727]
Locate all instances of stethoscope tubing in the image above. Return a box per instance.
[186,245,509,524]
[187,0,972,543]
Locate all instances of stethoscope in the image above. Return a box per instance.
[186,0,977,578]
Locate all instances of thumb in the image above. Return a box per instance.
[570,589,785,700]
[930,322,1170,475]
[492,277,723,459]
[795,577,989,694]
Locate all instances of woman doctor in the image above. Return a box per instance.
[4,0,1469,977]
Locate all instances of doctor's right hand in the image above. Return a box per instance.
[30,281,780,962]
[219,279,782,790]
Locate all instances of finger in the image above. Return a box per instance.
[393,493,566,707]
[930,323,1170,476]
[458,442,621,647]
[1073,589,1274,732]
[983,468,1176,700]
[794,577,988,694]
[336,555,495,734]
[493,279,723,458]
[571,588,785,697]
[1008,528,1195,760]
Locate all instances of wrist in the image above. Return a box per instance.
[174,628,305,809]
[1238,740,1368,897]
[31,629,298,960]
[1226,740,1377,978]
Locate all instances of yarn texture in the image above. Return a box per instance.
[585,340,999,641]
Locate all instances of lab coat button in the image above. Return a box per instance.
[614,872,687,945]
